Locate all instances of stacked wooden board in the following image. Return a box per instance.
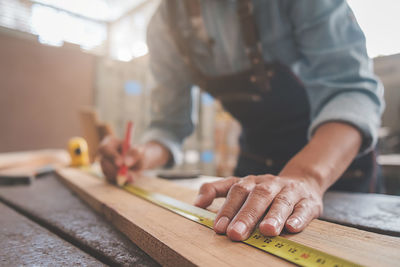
[56,168,400,266]
[0,150,69,185]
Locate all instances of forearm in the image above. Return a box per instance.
[280,122,362,192]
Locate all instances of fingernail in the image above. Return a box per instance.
[263,218,278,229]
[115,158,123,167]
[124,156,135,166]
[194,194,203,206]
[231,221,247,236]
[214,216,230,233]
[287,218,301,229]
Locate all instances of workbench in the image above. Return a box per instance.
[1,173,399,266]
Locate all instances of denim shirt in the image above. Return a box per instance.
[143,0,384,165]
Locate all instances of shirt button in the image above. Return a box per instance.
[354,169,363,178]
[266,70,275,78]
[252,58,260,64]
[265,159,274,167]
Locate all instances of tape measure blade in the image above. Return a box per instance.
[81,166,362,267]
[245,230,361,267]
[124,184,216,227]
[125,183,360,267]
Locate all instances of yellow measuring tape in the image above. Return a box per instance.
[78,165,361,267]
[123,184,361,267]
[68,135,359,267]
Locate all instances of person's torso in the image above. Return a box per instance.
[168,0,300,77]
[158,0,382,193]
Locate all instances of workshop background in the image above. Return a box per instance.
[0,0,399,194]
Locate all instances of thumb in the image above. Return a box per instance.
[194,177,239,208]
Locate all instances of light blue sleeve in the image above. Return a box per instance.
[142,5,194,165]
[287,0,384,154]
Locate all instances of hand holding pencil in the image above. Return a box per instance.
[116,121,134,186]
[98,121,172,185]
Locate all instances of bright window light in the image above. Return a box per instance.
[348,0,400,58]
[31,4,106,49]
[132,42,148,57]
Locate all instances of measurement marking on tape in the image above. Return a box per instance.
[83,167,362,267]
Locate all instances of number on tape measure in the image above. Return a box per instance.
[82,167,361,267]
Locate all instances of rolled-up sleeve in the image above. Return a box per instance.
[288,0,385,154]
[142,5,194,165]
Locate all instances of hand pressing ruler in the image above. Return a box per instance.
[81,166,360,267]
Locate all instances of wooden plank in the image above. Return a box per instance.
[0,202,105,266]
[0,174,159,267]
[0,150,69,185]
[80,108,101,162]
[0,149,69,170]
[56,168,400,267]
[0,163,55,185]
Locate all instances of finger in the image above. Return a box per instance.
[284,199,322,233]
[194,177,240,208]
[98,135,123,166]
[125,148,142,170]
[226,183,281,241]
[259,188,298,236]
[100,158,118,183]
[213,177,257,235]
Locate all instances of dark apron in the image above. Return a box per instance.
[166,0,383,193]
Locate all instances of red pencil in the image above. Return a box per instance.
[116,121,133,186]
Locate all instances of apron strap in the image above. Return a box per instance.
[237,0,271,92]
[166,0,207,88]
[166,0,271,92]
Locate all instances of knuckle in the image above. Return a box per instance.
[200,183,213,193]
[274,194,293,208]
[253,184,274,196]
[231,183,251,194]
[243,175,257,182]
[228,176,241,184]
[242,208,259,223]
[285,181,297,190]
[295,201,308,210]
[263,174,275,180]
[219,205,238,218]
[270,175,280,182]
[295,199,322,218]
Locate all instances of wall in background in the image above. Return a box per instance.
[1,24,399,177]
[0,28,95,152]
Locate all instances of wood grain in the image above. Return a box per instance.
[56,168,400,267]
[0,202,105,266]
[0,149,69,170]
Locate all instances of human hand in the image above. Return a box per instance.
[98,135,145,184]
[194,175,323,241]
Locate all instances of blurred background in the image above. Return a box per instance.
[0,0,399,194]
